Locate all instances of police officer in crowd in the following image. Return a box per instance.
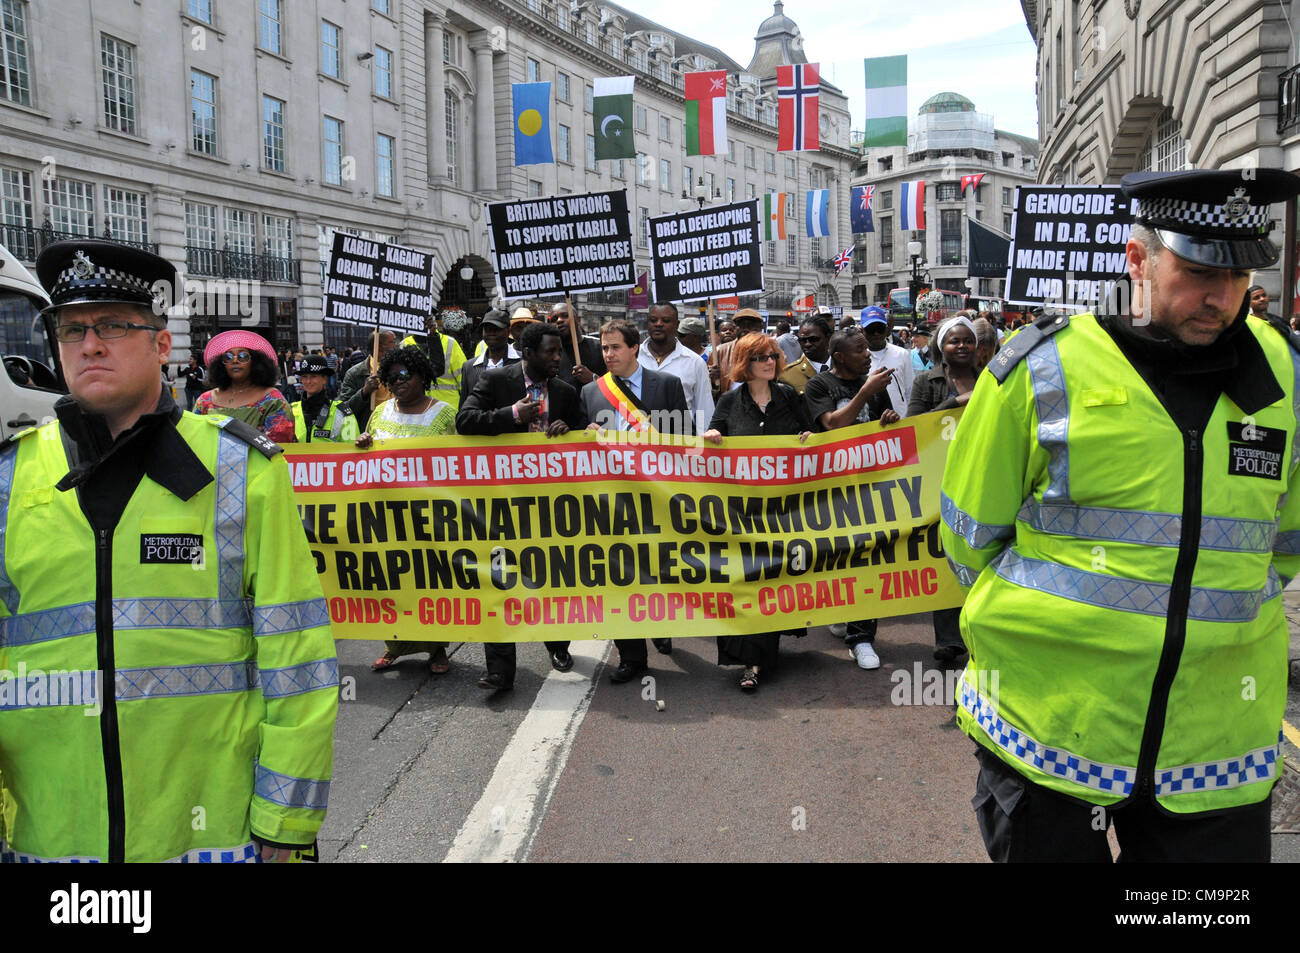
[0,240,337,863]
[941,168,1300,862]
[290,353,358,443]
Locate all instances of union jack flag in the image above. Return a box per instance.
[833,245,854,275]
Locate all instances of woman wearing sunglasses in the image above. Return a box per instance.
[356,345,457,675]
[702,333,813,692]
[194,330,295,442]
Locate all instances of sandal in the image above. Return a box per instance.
[371,651,400,672]
[739,668,759,692]
[429,648,451,674]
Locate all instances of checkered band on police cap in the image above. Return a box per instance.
[1132,191,1271,235]
[49,253,159,305]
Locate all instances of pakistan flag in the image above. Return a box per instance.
[593,76,635,160]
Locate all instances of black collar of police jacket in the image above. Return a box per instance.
[54,387,214,500]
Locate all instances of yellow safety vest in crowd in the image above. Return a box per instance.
[291,399,359,443]
[0,414,338,862]
[941,313,1299,814]
[401,331,466,411]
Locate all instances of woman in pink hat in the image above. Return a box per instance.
[194,330,296,442]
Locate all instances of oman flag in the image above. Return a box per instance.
[685,70,728,156]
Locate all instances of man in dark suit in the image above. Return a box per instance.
[581,319,693,684]
[549,301,606,388]
[460,308,520,402]
[456,322,585,692]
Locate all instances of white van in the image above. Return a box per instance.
[0,243,63,440]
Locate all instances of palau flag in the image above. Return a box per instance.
[513,82,554,165]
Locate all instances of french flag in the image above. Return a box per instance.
[899,180,926,230]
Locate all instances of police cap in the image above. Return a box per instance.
[1120,168,1300,270]
[35,239,177,316]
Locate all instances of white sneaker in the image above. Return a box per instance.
[829,622,848,637]
[852,643,880,670]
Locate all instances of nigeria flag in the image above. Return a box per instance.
[594,76,635,160]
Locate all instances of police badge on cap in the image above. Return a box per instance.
[1120,168,1300,270]
[34,239,178,316]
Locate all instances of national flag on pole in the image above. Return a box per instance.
[806,189,830,237]
[864,55,907,148]
[793,293,815,313]
[593,76,635,160]
[960,172,986,197]
[763,192,787,240]
[899,180,925,230]
[833,246,853,276]
[685,70,728,156]
[850,185,875,233]
[777,62,820,152]
[628,270,649,310]
[512,82,553,165]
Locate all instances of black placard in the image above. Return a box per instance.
[486,190,635,298]
[321,233,435,334]
[1004,185,1132,311]
[649,200,764,304]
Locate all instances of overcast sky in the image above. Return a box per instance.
[640,0,1041,140]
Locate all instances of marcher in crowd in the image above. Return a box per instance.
[339,329,400,432]
[456,322,586,691]
[549,300,607,388]
[710,308,765,392]
[779,314,833,395]
[676,316,708,358]
[803,327,899,670]
[194,330,296,442]
[703,332,812,691]
[775,318,802,363]
[860,306,915,418]
[3,239,336,862]
[461,309,520,401]
[942,168,1300,863]
[289,353,358,443]
[359,345,457,675]
[402,312,467,411]
[971,315,1000,368]
[908,315,980,414]
[639,302,715,433]
[180,353,206,411]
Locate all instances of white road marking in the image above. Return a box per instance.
[443,639,610,863]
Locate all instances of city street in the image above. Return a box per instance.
[319,608,1300,863]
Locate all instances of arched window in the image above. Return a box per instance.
[445,90,459,186]
[1138,107,1187,172]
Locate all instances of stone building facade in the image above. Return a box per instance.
[0,0,857,360]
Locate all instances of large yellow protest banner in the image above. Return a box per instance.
[283,412,964,641]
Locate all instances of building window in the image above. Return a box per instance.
[0,167,33,258]
[683,164,694,191]
[638,207,649,248]
[1002,151,1014,168]
[376,134,395,197]
[258,0,281,55]
[727,140,735,162]
[879,190,893,210]
[44,177,96,236]
[527,57,540,83]
[936,182,959,202]
[659,115,671,142]
[558,124,571,163]
[585,134,596,171]
[809,236,821,262]
[445,91,458,185]
[323,116,343,185]
[262,95,285,171]
[375,46,392,99]
[746,183,756,199]
[557,72,570,102]
[443,32,462,66]
[727,177,735,200]
[187,0,212,23]
[190,70,217,155]
[786,234,797,266]
[1002,187,1013,206]
[612,158,624,180]
[1140,106,1187,172]
[637,152,650,186]
[765,152,775,174]
[100,35,137,135]
[103,186,148,243]
[766,240,775,264]
[940,209,962,265]
[0,0,31,106]
[372,0,389,14]
[745,145,756,168]
[635,105,647,132]
[321,21,341,78]
[529,180,543,197]
[660,158,671,191]
[784,156,795,178]
[224,207,257,255]
[879,216,893,264]
[185,201,216,250]
[809,169,822,189]
[1003,212,1013,232]
[878,156,892,172]
[585,84,593,112]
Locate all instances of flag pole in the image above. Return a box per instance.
[564,291,582,363]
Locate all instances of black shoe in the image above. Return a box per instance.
[652,638,673,655]
[550,650,574,673]
[477,673,512,691]
[609,661,648,684]
[933,645,968,666]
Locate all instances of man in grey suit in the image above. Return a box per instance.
[581,319,693,684]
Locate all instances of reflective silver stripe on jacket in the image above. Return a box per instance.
[115,659,258,701]
[0,597,253,648]
[1291,340,1300,477]
[1275,529,1300,555]
[1154,733,1281,797]
[253,598,331,637]
[960,678,1135,796]
[940,492,1014,550]
[0,446,16,614]
[1020,498,1277,553]
[255,764,330,810]
[260,657,339,698]
[1026,338,1070,502]
[214,429,248,601]
[946,556,980,588]
[992,549,1281,623]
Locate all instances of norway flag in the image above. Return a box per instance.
[899,180,926,231]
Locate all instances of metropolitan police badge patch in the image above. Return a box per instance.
[1226,421,1284,480]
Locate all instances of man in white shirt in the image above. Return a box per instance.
[461,309,520,401]
[859,306,914,418]
[638,302,715,434]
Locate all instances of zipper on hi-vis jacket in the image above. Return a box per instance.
[1135,428,1201,801]
[95,526,127,863]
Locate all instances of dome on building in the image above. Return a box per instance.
[748,1,806,75]
[756,1,798,38]
[919,92,975,115]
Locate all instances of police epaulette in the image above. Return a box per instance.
[0,424,39,453]
[987,312,1071,383]
[207,415,283,459]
